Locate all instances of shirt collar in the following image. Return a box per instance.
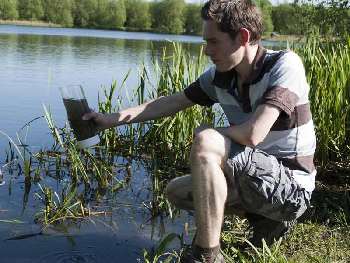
[212,44,267,89]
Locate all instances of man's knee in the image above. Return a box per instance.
[165,177,189,205]
[165,180,177,205]
[190,128,230,165]
[192,128,222,152]
[165,176,194,210]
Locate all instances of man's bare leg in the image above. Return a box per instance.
[166,174,246,217]
[190,128,231,248]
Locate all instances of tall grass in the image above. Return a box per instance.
[98,38,350,168]
[295,36,350,165]
[97,42,219,167]
[141,43,218,167]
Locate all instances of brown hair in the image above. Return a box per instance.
[201,0,263,44]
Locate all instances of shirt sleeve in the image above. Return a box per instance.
[261,51,308,116]
[262,86,298,116]
[184,79,216,107]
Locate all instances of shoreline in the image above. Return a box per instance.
[262,34,304,42]
[0,19,301,42]
[0,19,62,28]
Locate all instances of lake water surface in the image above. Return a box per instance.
[0,25,283,262]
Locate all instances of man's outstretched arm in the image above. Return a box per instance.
[83,91,195,131]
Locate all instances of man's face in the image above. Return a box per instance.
[202,20,243,72]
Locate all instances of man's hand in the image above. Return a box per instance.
[82,111,116,132]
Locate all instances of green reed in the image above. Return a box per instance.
[294,36,350,165]
[98,76,126,149]
[43,105,123,189]
[141,43,217,167]
[15,105,125,225]
[34,183,107,225]
[96,43,223,168]
[142,233,183,263]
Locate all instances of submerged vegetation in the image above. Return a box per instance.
[1,36,349,262]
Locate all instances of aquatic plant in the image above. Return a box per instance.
[141,42,218,167]
[1,106,126,226]
[142,233,183,263]
[34,183,106,225]
[96,42,219,169]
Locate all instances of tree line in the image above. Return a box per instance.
[0,0,197,34]
[0,0,348,36]
[272,0,349,36]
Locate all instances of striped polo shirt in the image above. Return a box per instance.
[184,46,316,192]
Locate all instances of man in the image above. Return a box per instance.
[83,0,316,262]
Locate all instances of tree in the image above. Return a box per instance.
[125,0,151,30]
[151,0,186,34]
[272,3,316,35]
[254,0,274,34]
[44,0,73,27]
[184,3,202,35]
[91,0,127,29]
[107,0,126,29]
[73,0,98,27]
[95,0,110,28]
[272,1,349,36]
[0,0,18,20]
[58,0,74,27]
[311,0,350,36]
[18,0,44,20]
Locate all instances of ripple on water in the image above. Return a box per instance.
[38,251,104,263]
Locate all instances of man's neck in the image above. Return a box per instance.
[235,44,259,84]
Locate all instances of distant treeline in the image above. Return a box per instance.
[0,0,348,36]
[272,0,349,36]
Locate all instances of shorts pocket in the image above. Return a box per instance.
[250,149,278,176]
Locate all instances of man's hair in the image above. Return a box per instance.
[201,0,263,43]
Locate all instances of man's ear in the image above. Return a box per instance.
[239,28,250,45]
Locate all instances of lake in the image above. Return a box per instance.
[0,25,283,262]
